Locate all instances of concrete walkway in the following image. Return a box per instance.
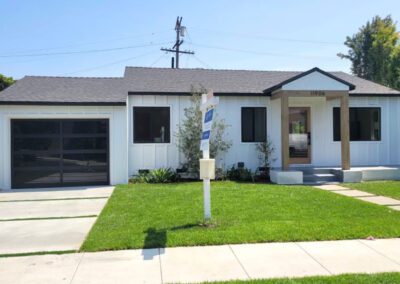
[0,238,399,284]
[0,186,113,255]
[315,184,400,211]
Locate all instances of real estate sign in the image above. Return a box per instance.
[200,91,218,221]
[200,108,214,151]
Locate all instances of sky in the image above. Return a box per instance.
[1,0,400,79]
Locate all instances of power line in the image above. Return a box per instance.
[1,30,171,55]
[150,53,169,67]
[59,51,158,76]
[191,27,343,45]
[0,41,172,58]
[192,55,212,68]
[190,42,338,60]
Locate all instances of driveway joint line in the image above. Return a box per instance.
[295,242,333,276]
[158,248,164,284]
[228,244,251,280]
[0,197,109,203]
[70,252,85,284]
[357,239,400,267]
[0,215,98,222]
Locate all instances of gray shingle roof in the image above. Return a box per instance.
[1,67,399,105]
[125,67,400,95]
[0,76,126,105]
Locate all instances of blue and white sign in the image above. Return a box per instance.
[203,108,214,132]
[200,130,211,151]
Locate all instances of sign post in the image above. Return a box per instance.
[200,90,219,221]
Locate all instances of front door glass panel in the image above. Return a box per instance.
[289,107,311,164]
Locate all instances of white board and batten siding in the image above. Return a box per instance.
[1,94,398,188]
[129,94,400,176]
[128,95,274,176]
[128,95,188,176]
[0,105,129,190]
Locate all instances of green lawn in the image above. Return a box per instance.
[344,181,400,200]
[81,181,400,251]
[208,273,400,284]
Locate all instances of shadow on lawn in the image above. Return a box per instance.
[141,222,218,259]
[142,223,201,248]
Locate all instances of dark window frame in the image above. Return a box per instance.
[333,107,381,142]
[133,106,171,144]
[241,107,267,143]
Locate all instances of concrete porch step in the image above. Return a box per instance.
[291,167,334,175]
[303,173,340,184]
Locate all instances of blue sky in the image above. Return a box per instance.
[1,0,400,79]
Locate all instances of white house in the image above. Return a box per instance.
[0,67,399,189]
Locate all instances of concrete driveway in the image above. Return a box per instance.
[0,186,113,255]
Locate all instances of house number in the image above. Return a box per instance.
[310,91,325,96]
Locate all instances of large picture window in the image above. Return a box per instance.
[133,107,170,143]
[333,107,381,141]
[241,107,266,142]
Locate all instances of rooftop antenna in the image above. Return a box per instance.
[161,17,194,69]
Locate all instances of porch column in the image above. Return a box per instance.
[281,95,290,170]
[340,93,350,170]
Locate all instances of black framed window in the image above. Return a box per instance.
[333,107,381,141]
[241,107,266,142]
[133,107,170,143]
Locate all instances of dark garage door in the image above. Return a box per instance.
[11,119,109,189]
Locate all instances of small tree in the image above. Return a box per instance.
[256,138,276,169]
[176,88,232,174]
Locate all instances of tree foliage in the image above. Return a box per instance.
[338,15,400,89]
[0,74,15,92]
[176,88,232,173]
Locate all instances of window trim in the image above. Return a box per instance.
[332,107,382,142]
[240,106,267,143]
[132,106,171,144]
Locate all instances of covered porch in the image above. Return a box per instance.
[266,68,357,184]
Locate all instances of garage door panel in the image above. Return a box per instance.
[63,137,107,150]
[13,137,60,151]
[12,120,60,135]
[62,153,108,167]
[62,120,108,134]
[13,153,61,168]
[63,169,108,183]
[13,169,61,187]
[11,119,109,189]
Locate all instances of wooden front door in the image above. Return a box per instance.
[289,107,311,164]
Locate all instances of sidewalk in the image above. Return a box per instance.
[1,238,399,284]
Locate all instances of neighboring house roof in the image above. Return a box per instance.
[0,76,126,105]
[0,67,399,105]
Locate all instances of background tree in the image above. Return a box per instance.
[0,74,15,91]
[176,88,232,174]
[338,15,400,89]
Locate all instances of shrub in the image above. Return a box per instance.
[226,165,254,182]
[256,138,276,169]
[131,168,177,183]
[175,88,232,175]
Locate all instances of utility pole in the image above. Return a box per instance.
[161,17,194,68]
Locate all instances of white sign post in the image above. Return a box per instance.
[200,90,219,221]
